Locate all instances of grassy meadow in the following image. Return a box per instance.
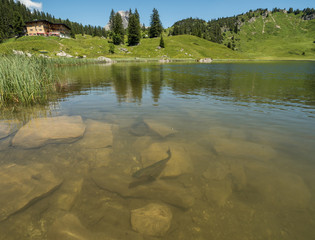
[0,34,247,60]
[223,12,315,60]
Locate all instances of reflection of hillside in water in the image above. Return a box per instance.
[56,62,315,109]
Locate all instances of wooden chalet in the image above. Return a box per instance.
[25,20,71,38]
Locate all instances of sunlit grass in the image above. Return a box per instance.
[0,55,57,106]
[0,55,102,107]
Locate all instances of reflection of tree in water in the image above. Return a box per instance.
[112,65,128,103]
[51,63,315,108]
[149,65,164,103]
[111,65,145,104]
[129,66,143,103]
[303,73,315,106]
[112,64,164,104]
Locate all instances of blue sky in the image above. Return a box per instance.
[18,0,314,27]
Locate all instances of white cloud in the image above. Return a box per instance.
[18,0,43,11]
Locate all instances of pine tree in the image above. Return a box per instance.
[109,43,115,54]
[113,12,124,45]
[13,11,24,36]
[127,10,141,46]
[92,26,97,37]
[70,29,76,38]
[149,8,163,38]
[109,9,115,31]
[159,35,165,48]
[80,25,84,36]
[135,8,140,21]
[234,24,238,34]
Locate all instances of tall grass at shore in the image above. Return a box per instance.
[0,55,57,106]
[46,57,96,66]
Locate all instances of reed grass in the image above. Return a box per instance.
[45,57,96,66]
[0,55,57,106]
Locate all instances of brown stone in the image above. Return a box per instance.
[246,165,311,209]
[0,120,19,140]
[141,142,193,178]
[131,203,172,237]
[47,214,95,240]
[0,163,62,222]
[91,168,195,209]
[143,119,178,137]
[77,119,116,149]
[12,116,85,148]
[213,138,277,161]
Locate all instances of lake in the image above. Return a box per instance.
[0,61,314,239]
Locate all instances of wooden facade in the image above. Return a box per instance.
[25,20,71,38]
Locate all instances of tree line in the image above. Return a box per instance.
[0,1,165,48]
[0,0,107,42]
[107,8,163,46]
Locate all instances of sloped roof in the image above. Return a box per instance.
[25,20,71,30]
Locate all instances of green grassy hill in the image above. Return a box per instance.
[223,11,315,59]
[0,35,246,60]
[1,10,314,60]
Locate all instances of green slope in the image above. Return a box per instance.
[126,35,245,59]
[0,35,246,60]
[223,11,315,59]
[2,11,313,60]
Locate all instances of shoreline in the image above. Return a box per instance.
[100,57,315,64]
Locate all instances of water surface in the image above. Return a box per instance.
[0,62,315,240]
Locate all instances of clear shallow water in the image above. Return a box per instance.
[0,62,315,239]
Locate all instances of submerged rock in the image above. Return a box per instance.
[213,138,277,161]
[203,178,233,207]
[246,165,311,209]
[82,148,112,169]
[53,179,84,211]
[0,120,19,140]
[78,119,116,149]
[130,148,171,188]
[47,214,99,240]
[0,163,62,222]
[12,116,86,148]
[131,203,172,237]
[0,137,11,151]
[129,121,150,136]
[76,120,116,168]
[202,158,247,206]
[143,119,178,138]
[141,143,193,178]
[91,168,194,209]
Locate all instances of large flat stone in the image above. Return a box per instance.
[143,119,178,138]
[77,119,116,149]
[246,165,311,209]
[141,142,193,178]
[213,138,277,161]
[0,163,63,222]
[12,116,86,148]
[47,213,110,240]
